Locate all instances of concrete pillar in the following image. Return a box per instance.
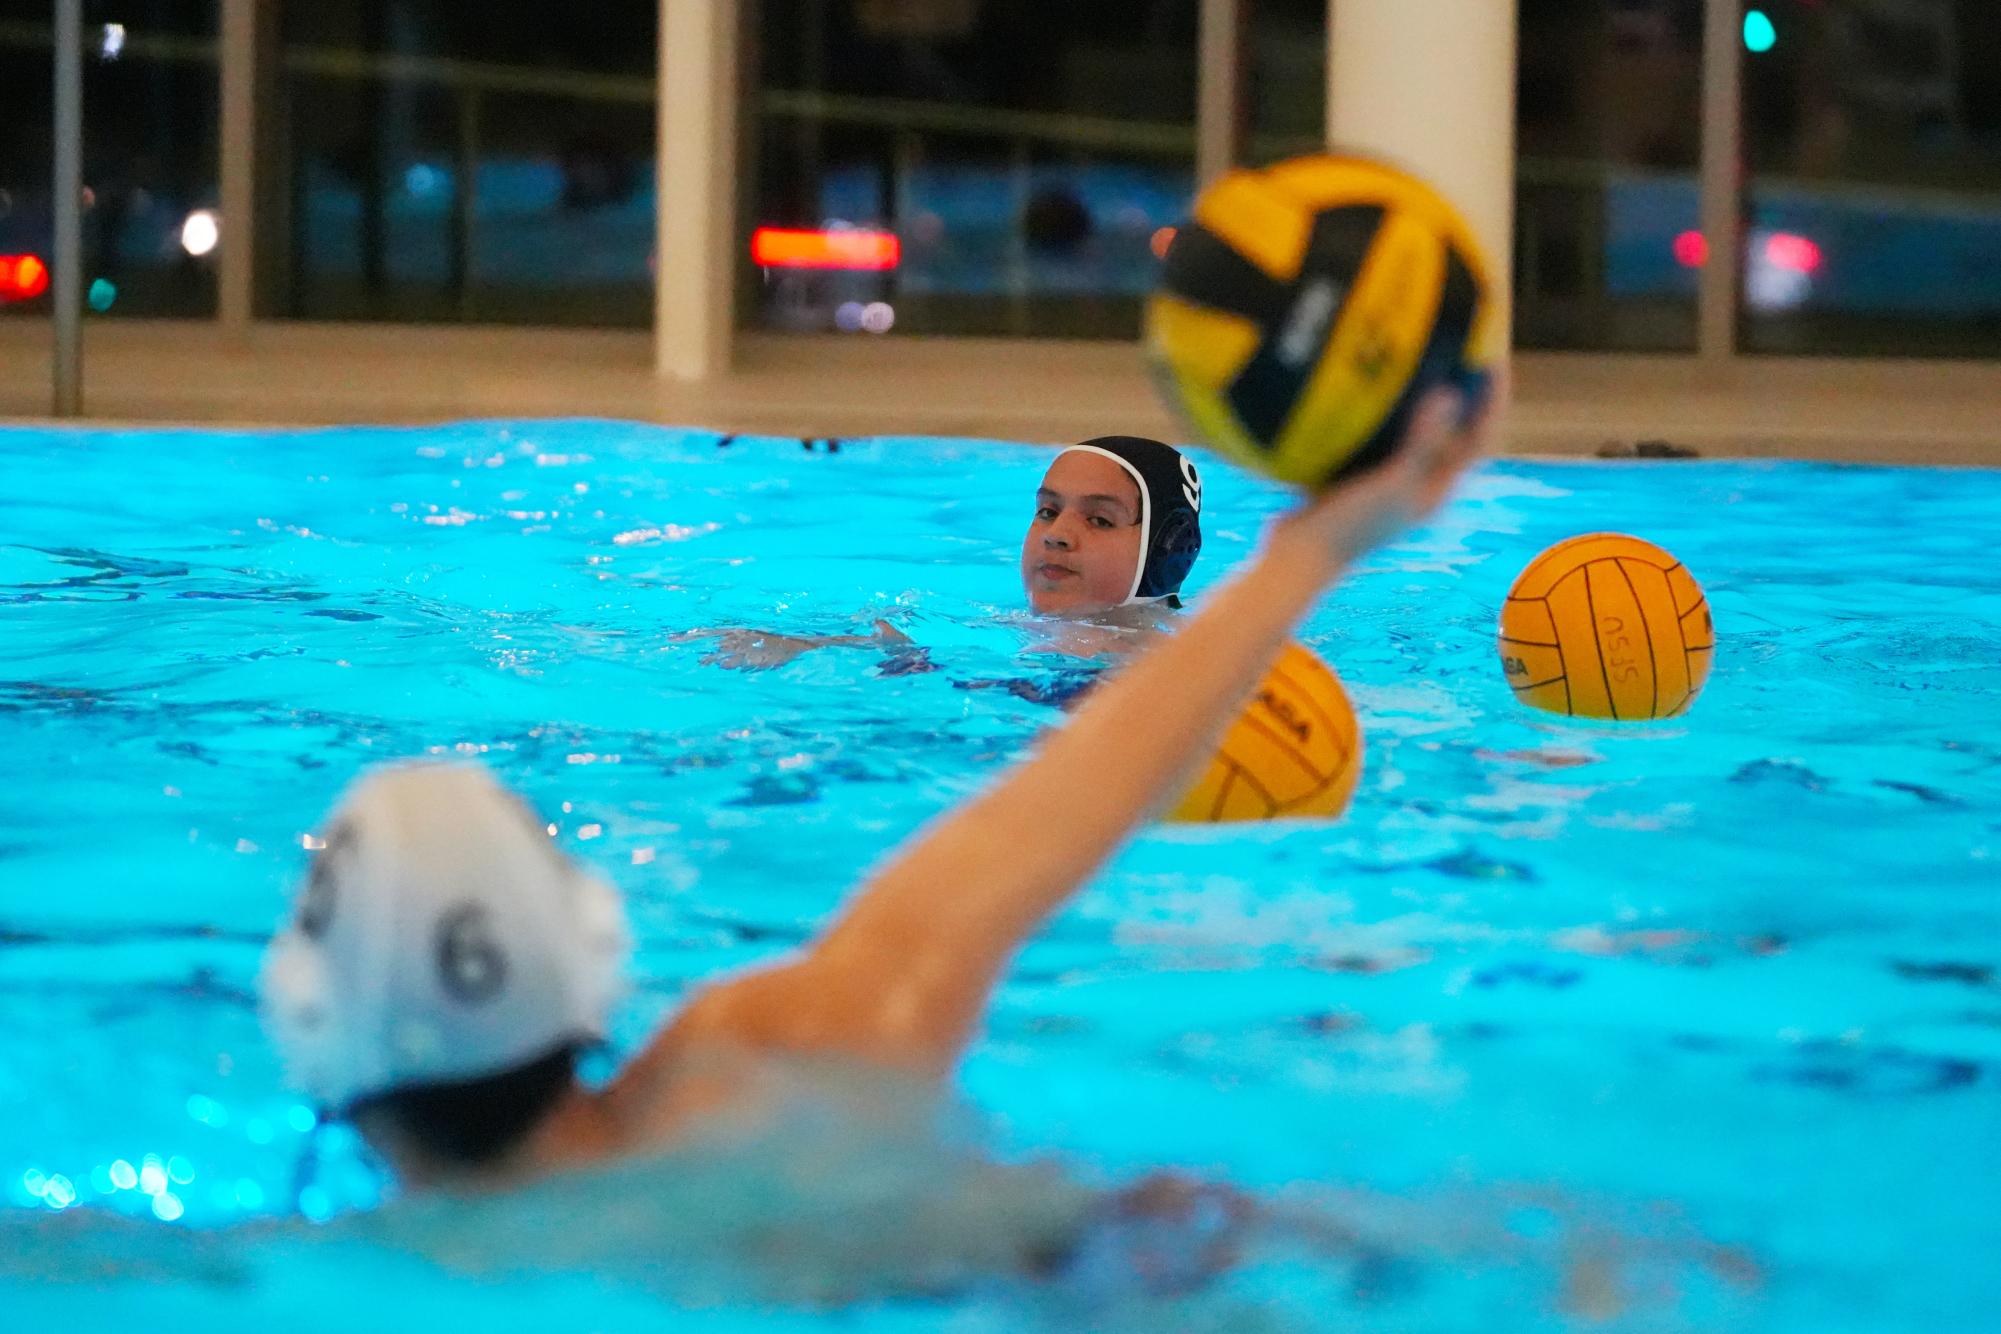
[1697,0,1743,362]
[218,0,259,338]
[1196,0,1245,188]
[1327,0,1519,337]
[656,0,741,381]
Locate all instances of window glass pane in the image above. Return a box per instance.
[1247,0,1325,166]
[1517,0,1705,351]
[752,0,1198,339]
[1741,0,2001,356]
[275,4,655,325]
[0,4,219,320]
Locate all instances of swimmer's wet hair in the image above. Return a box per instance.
[349,1040,580,1168]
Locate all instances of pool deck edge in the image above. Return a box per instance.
[1,322,1995,466]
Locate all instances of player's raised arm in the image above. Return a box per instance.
[657,377,1505,1076]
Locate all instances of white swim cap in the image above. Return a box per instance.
[259,762,630,1111]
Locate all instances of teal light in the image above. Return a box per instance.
[1744,9,1777,53]
[87,278,117,312]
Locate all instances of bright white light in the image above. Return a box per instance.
[100,24,126,60]
[1744,229,1813,312]
[152,1192,184,1222]
[860,301,895,334]
[180,209,220,258]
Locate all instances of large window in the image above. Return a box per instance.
[1233,0,1710,353]
[750,0,1200,339]
[271,3,656,325]
[0,4,220,320]
[1740,0,2001,357]
[1515,0,1705,352]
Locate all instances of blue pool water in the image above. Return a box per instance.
[0,421,1996,1331]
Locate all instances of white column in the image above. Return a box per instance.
[218,0,259,337]
[1196,0,1244,188]
[1327,0,1518,337]
[656,0,740,381]
[1698,0,1743,362]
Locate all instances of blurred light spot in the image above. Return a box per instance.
[21,1170,46,1198]
[163,785,182,798]
[0,254,51,302]
[186,1094,228,1127]
[109,1160,138,1191]
[168,1157,196,1185]
[287,1105,317,1134]
[1672,230,1708,268]
[234,838,259,854]
[860,301,895,334]
[545,823,559,837]
[577,823,603,840]
[1743,9,1777,52]
[91,1165,116,1194]
[751,226,901,271]
[235,1179,265,1210]
[299,1186,333,1222]
[44,1176,76,1209]
[88,278,117,312]
[99,23,125,59]
[1150,225,1177,260]
[1764,231,1822,274]
[404,164,444,196]
[301,833,324,850]
[833,301,865,333]
[631,847,655,866]
[181,209,220,258]
[152,1192,184,1222]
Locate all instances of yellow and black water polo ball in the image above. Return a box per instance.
[1146,152,1499,488]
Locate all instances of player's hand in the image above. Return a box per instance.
[1274,364,1508,569]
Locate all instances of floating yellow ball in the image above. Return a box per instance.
[1169,642,1362,823]
[1146,151,1499,488]
[1499,533,1714,720]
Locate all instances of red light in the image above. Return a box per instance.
[750,227,900,271]
[0,254,51,302]
[1150,226,1177,260]
[1764,232,1822,274]
[1672,231,1708,269]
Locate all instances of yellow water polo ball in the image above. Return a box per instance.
[1498,533,1714,720]
[1146,151,1499,488]
[1169,642,1362,823]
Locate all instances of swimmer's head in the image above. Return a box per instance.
[1021,437,1202,615]
[260,762,629,1177]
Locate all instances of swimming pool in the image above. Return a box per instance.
[0,421,1995,1331]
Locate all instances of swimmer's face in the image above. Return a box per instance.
[1021,451,1144,615]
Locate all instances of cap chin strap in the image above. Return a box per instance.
[1054,444,1152,605]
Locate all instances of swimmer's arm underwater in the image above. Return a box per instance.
[654,382,1502,1080]
[679,620,918,671]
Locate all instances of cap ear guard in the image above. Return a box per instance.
[1136,507,1201,603]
